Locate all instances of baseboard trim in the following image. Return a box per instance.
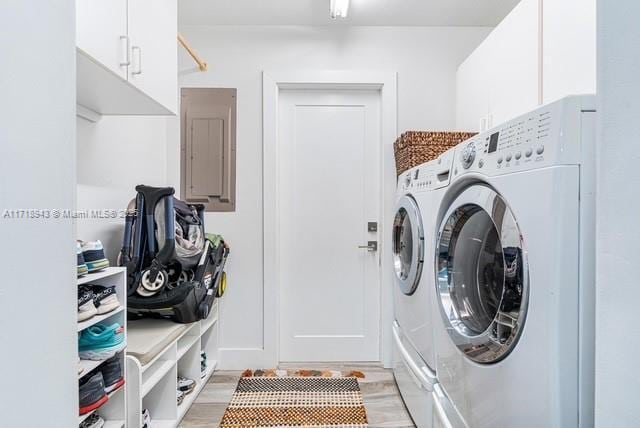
[218,348,273,370]
[219,348,393,370]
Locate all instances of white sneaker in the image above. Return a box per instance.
[88,285,121,315]
[78,288,98,322]
[142,409,151,428]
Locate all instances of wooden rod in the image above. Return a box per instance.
[177,33,208,72]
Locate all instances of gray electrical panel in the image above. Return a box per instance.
[181,88,237,212]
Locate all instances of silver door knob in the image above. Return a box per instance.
[358,241,378,252]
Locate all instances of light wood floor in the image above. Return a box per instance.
[180,363,415,428]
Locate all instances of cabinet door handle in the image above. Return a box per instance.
[119,35,130,66]
[132,46,142,75]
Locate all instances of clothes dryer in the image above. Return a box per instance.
[431,96,596,428]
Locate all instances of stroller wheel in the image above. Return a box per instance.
[178,270,190,284]
[138,269,168,296]
[167,265,181,283]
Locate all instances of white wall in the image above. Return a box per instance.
[0,2,77,425]
[171,25,491,367]
[76,116,169,261]
[595,1,640,426]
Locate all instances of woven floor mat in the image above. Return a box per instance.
[220,370,368,427]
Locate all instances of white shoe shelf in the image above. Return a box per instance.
[78,267,128,428]
[126,299,220,428]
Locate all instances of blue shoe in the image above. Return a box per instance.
[79,323,126,360]
[77,242,89,276]
[80,240,110,273]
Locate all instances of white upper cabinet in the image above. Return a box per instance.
[128,0,178,114]
[76,0,128,79]
[456,42,491,132]
[456,0,596,131]
[542,0,596,103]
[485,0,540,128]
[456,0,540,131]
[76,0,177,116]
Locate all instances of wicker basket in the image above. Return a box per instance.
[393,131,476,176]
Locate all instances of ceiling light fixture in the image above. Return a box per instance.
[330,0,350,19]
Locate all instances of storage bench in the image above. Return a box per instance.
[126,300,219,428]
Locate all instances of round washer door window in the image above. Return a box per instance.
[436,185,528,364]
[392,195,424,295]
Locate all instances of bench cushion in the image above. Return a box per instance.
[127,319,192,366]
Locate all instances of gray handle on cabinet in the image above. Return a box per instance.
[132,46,142,75]
[119,35,130,66]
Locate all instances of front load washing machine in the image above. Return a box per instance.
[392,149,455,428]
[431,96,596,428]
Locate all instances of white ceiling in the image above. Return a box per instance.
[179,0,521,27]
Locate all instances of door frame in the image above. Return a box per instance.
[262,70,398,367]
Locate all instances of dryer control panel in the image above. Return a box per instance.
[453,96,595,179]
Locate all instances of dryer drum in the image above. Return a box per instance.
[436,184,529,364]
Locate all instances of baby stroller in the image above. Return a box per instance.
[118,185,228,323]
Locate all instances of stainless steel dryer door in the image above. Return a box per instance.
[436,184,529,363]
[393,195,424,295]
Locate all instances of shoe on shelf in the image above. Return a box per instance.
[100,356,125,393]
[77,242,89,277]
[79,372,108,415]
[178,376,196,394]
[80,240,110,273]
[142,409,151,428]
[79,323,126,361]
[201,351,208,378]
[82,284,120,315]
[80,413,105,428]
[177,389,185,406]
[78,287,98,322]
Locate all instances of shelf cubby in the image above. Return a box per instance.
[78,267,127,427]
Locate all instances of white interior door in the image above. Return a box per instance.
[278,89,381,362]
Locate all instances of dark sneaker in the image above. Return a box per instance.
[80,413,104,428]
[100,356,125,393]
[78,287,97,322]
[80,240,110,273]
[84,284,120,315]
[79,372,108,415]
[77,242,89,276]
[177,389,185,405]
[178,376,196,394]
[201,351,207,378]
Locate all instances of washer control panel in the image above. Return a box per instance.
[453,96,594,178]
[460,142,477,169]
[397,149,455,195]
